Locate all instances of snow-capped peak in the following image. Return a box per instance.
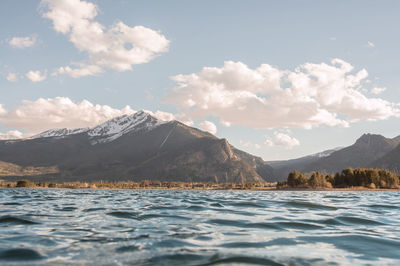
[29,110,167,144]
[88,110,166,144]
[31,128,89,139]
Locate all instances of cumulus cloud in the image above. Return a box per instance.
[165,59,400,129]
[40,0,170,78]
[370,87,386,95]
[8,35,37,48]
[0,97,135,134]
[6,73,19,82]
[145,110,175,122]
[0,130,24,140]
[26,70,47,82]
[265,132,300,149]
[198,120,217,135]
[0,105,7,116]
[220,121,231,127]
[56,64,103,78]
[239,140,261,149]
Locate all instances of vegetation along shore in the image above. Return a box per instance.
[1,168,399,191]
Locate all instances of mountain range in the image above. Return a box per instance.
[0,111,399,183]
[0,111,272,183]
[270,133,400,180]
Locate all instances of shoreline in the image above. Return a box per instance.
[1,186,399,191]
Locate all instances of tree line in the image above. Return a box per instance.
[278,168,400,189]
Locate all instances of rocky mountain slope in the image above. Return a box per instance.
[271,133,400,180]
[0,111,273,183]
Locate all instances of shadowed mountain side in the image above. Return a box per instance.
[303,134,400,173]
[0,113,273,183]
[370,145,400,173]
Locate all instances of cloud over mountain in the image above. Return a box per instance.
[40,0,170,78]
[198,120,217,135]
[0,130,24,140]
[0,97,183,137]
[165,59,399,129]
[0,97,135,134]
[265,132,300,149]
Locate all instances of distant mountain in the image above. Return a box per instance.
[304,134,400,173]
[270,133,400,180]
[268,147,342,181]
[370,144,400,172]
[0,111,273,183]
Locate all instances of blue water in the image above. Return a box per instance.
[0,189,399,265]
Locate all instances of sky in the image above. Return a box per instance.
[1,0,400,161]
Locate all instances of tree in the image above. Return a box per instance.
[309,172,324,188]
[287,170,308,188]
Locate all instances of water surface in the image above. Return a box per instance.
[0,189,399,265]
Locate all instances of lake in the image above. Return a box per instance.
[0,189,399,265]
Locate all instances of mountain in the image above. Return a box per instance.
[370,145,400,172]
[270,133,400,180]
[268,147,342,181]
[303,134,400,173]
[0,111,273,183]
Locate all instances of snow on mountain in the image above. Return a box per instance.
[31,128,89,139]
[29,110,167,144]
[88,110,166,144]
[310,147,343,158]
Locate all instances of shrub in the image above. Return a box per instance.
[48,183,57,188]
[16,180,34,188]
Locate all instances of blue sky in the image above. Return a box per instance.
[1,0,399,160]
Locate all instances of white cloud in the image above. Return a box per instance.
[370,87,386,95]
[239,140,261,149]
[265,132,300,149]
[0,97,135,134]
[55,64,103,78]
[142,109,195,126]
[145,110,175,122]
[26,70,47,82]
[41,0,170,78]
[6,73,19,82]
[367,41,375,48]
[165,59,400,129]
[329,37,336,41]
[198,120,217,135]
[0,130,24,140]
[0,105,7,116]
[221,121,231,127]
[0,97,192,136]
[9,35,37,49]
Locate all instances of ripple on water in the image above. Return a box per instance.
[283,200,337,211]
[0,189,399,265]
[2,202,22,206]
[203,255,283,266]
[299,234,400,260]
[0,216,38,225]
[335,216,385,225]
[107,211,140,219]
[0,248,44,261]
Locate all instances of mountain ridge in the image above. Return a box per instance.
[0,111,273,183]
[270,133,400,180]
